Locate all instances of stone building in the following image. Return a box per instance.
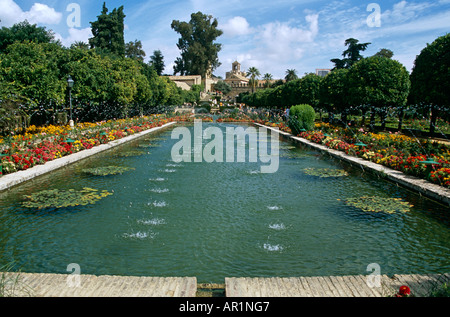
[168,75,202,91]
[315,69,331,77]
[223,61,279,97]
[224,61,249,85]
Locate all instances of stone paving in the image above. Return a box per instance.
[2,272,448,297]
[1,272,197,297]
[225,274,450,297]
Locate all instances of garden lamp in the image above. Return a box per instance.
[67,75,74,127]
[0,153,6,176]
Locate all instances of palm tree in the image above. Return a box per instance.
[285,69,298,82]
[246,67,261,93]
[262,73,273,88]
[71,41,90,50]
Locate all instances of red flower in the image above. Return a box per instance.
[397,285,411,297]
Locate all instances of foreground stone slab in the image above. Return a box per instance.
[2,272,197,297]
[225,274,449,297]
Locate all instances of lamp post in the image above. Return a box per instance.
[67,75,74,127]
[0,153,6,176]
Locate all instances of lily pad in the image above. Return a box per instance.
[281,152,312,159]
[304,168,349,178]
[138,143,161,148]
[116,150,146,157]
[22,188,113,209]
[82,166,135,176]
[343,196,413,214]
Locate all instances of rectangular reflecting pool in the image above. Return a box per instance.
[0,122,449,284]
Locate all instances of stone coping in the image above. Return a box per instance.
[0,122,177,192]
[254,123,450,207]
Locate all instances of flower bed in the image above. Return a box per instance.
[0,113,259,177]
[255,120,450,188]
[0,114,183,176]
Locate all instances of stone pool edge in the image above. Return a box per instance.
[0,121,177,192]
[254,123,450,207]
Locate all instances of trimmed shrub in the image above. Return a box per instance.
[288,104,315,134]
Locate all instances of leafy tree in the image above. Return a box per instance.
[280,79,301,106]
[125,40,146,62]
[246,66,260,93]
[0,42,65,118]
[181,84,203,104]
[270,79,285,88]
[149,50,165,76]
[262,73,273,88]
[0,20,55,52]
[89,2,126,57]
[285,69,298,82]
[171,12,223,78]
[348,56,410,131]
[213,80,231,95]
[331,38,371,69]
[319,69,350,123]
[374,48,394,59]
[410,33,450,134]
[267,85,284,107]
[296,73,323,110]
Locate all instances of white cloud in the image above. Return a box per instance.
[257,14,319,60]
[381,0,435,24]
[216,13,321,79]
[222,16,253,37]
[0,0,62,26]
[54,28,93,48]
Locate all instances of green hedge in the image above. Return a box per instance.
[289,104,315,134]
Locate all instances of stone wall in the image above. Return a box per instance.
[226,83,266,97]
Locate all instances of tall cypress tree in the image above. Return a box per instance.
[89,2,126,57]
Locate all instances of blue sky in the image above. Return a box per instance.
[1,0,449,79]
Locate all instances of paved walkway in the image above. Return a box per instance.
[226,274,449,297]
[2,272,448,297]
[1,273,197,297]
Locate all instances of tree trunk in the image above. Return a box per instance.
[369,110,376,131]
[430,105,438,135]
[342,112,348,126]
[328,112,334,124]
[397,107,404,132]
[380,108,387,131]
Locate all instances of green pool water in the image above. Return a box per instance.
[0,122,449,284]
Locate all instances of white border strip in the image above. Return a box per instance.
[255,122,450,206]
[0,121,177,192]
